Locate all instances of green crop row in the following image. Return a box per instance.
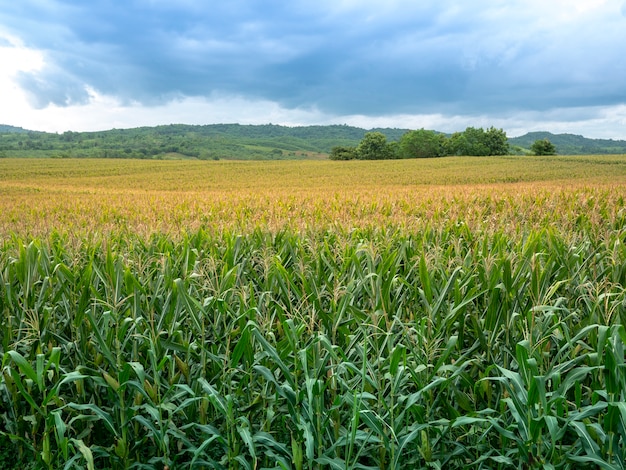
[1,226,626,469]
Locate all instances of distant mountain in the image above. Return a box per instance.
[509,132,626,155]
[0,124,29,134]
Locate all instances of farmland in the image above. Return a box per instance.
[3,124,626,159]
[2,155,626,238]
[1,156,626,468]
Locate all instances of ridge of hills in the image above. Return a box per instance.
[507,131,626,155]
[1,123,625,158]
[0,124,29,134]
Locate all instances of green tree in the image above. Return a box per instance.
[387,141,400,159]
[530,138,557,155]
[356,132,393,160]
[329,145,357,160]
[448,127,508,156]
[484,126,509,155]
[447,131,476,156]
[398,129,448,158]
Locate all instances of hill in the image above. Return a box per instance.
[0,123,408,160]
[1,124,625,159]
[509,132,626,155]
[0,124,29,134]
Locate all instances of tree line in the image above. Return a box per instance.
[330,127,556,160]
[0,124,407,160]
[0,123,562,160]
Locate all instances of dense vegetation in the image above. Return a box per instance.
[2,123,626,160]
[0,124,406,160]
[0,125,29,134]
[1,157,626,468]
[3,156,626,238]
[509,132,626,155]
[330,127,509,160]
[2,226,626,469]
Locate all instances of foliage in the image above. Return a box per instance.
[355,132,394,160]
[0,125,28,134]
[531,138,558,155]
[398,129,447,158]
[3,124,626,160]
[1,158,626,467]
[387,140,400,159]
[341,127,510,160]
[483,126,510,155]
[509,131,626,155]
[328,145,357,160]
[1,218,626,468]
[344,127,508,160]
[448,127,509,156]
[0,124,407,160]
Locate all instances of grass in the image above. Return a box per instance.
[1,156,626,468]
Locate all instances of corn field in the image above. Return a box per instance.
[1,157,626,468]
[1,226,625,469]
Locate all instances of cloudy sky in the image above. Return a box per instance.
[1,0,626,138]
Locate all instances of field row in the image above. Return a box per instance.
[1,157,626,239]
[1,227,626,468]
[3,156,626,188]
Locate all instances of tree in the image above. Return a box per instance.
[448,129,483,156]
[398,129,447,158]
[483,127,509,156]
[329,145,357,160]
[356,132,393,160]
[530,138,557,155]
[448,127,508,156]
[387,141,401,159]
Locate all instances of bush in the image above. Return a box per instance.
[531,138,557,155]
[356,132,393,159]
[329,145,357,160]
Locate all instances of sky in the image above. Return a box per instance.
[1,0,626,138]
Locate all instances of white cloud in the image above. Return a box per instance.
[0,31,47,125]
[0,31,45,89]
[1,87,330,132]
[3,81,626,140]
[0,32,44,70]
[2,3,626,139]
[330,105,626,140]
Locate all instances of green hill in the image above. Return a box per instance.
[0,123,408,160]
[509,132,626,155]
[0,124,29,134]
[1,124,625,159]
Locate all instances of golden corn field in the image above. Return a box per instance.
[1,156,626,238]
[1,156,626,469]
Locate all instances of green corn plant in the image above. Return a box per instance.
[1,219,626,469]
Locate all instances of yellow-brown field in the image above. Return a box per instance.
[1,156,626,239]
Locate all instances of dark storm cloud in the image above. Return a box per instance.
[2,0,626,116]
